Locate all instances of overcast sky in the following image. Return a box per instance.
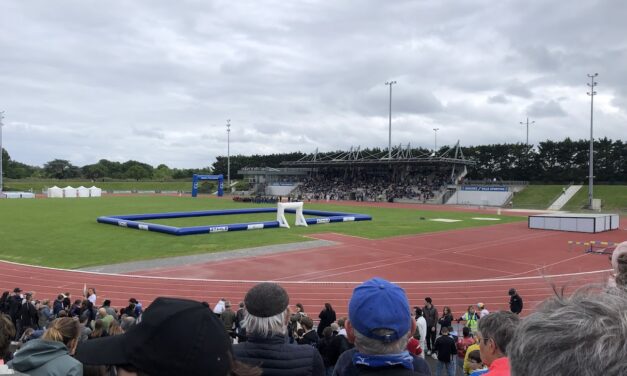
[1,0,625,168]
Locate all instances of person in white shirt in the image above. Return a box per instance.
[86,288,97,305]
[415,307,427,358]
[477,303,489,318]
[337,317,347,337]
[213,298,226,316]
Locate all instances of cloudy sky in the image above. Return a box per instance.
[1,0,625,168]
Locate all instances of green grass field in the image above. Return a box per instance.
[0,196,524,269]
[562,185,627,212]
[511,185,565,209]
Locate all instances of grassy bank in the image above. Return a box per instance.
[511,185,566,209]
[562,185,627,212]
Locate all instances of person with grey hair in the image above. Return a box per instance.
[333,277,430,376]
[233,282,325,375]
[475,311,520,376]
[508,286,627,376]
[119,315,136,332]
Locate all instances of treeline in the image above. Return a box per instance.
[1,138,625,183]
[462,138,625,182]
[0,150,211,181]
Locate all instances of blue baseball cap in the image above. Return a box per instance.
[348,277,411,343]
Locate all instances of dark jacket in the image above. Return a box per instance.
[52,299,64,316]
[437,313,453,333]
[19,301,39,329]
[318,334,351,368]
[298,330,319,347]
[332,348,430,376]
[434,335,457,363]
[509,294,523,314]
[317,308,336,337]
[233,334,325,376]
[221,307,237,333]
[422,305,438,329]
[8,339,82,376]
[8,295,22,323]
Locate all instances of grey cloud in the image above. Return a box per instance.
[488,94,509,104]
[0,1,625,168]
[132,128,165,139]
[526,100,567,118]
[505,83,533,98]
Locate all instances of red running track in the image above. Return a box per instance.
[1,217,624,319]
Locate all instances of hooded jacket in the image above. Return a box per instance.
[8,339,82,376]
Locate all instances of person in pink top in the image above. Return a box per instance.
[476,311,520,376]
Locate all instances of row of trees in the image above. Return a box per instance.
[462,138,625,182]
[1,138,624,183]
[1,150,211,181]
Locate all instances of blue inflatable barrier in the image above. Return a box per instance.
[97,207,372,236]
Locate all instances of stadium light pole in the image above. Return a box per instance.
[433,128,439,153]
[587,73,598,209]
[226,119,231,191]
[519,117,535,146]
[0,111,4,193]
[385,80,397,159]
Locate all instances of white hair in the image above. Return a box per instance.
[242,309,288,337]
[353,328,410,355]
[509,286,627,376]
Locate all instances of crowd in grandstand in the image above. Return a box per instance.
[296,171,449,202]
[0,241,626,375]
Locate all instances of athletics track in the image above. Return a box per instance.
[0,201,624,318]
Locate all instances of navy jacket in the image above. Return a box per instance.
[234,334,325,376]
[332,348,430,376]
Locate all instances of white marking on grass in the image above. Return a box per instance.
[429,218,462,223]
[472,217,501,221]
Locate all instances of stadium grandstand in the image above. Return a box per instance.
[239,141,475,204]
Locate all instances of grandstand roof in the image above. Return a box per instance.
[280,141,475,167]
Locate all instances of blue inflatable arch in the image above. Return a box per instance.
[192,174,224,197]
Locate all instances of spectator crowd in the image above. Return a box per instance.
[1,240,626,375]
[295,171,450,203]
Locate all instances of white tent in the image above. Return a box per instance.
[63,186,77,198]
[89,186,102,197]
[77,186,90,198]
[47,186,63,198]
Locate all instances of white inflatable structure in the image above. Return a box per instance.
[277,202,308,228]
[47,186,63,198]
[89,186,102,197]
[63,186,77,198]
[77,186,90,198]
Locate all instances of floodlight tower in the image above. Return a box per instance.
[385,80,397,159]
[0,111,4,193]
[587,73,598,209]
[226,119,231,190]
[519,117,535,146]
[433,128,439,154]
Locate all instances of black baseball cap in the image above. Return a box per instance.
[75,297,232,376]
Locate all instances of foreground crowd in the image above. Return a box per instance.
[1,242,626,376]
